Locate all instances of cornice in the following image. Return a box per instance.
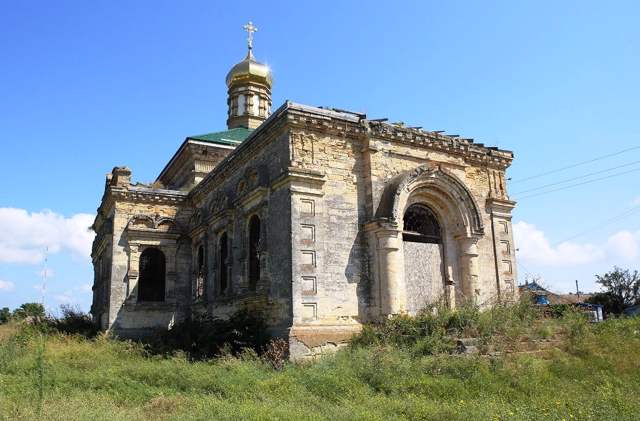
[111,186,188,205]
[235,186,269,211]
[271,166,327,195]
[275,103,513,170]
[285,108,366,140]
[367,121,513,170]
[486,197,517,217]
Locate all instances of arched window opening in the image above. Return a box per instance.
[195,244,205,299]
[403,204,442,243]
[219,233,229,294]
[248,215,261,290]
[138,247,166,302]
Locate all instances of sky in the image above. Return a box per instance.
[0,1,639,312]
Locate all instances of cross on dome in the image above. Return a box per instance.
[243,21,258,52]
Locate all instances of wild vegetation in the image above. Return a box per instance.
[586,266,640,314]
[1,301,640,420]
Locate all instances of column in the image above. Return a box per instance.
[444,265,456,309]
[458,237,480,304]
[164,245,178,301]
[126,243,141,303]
[375,223,406,315]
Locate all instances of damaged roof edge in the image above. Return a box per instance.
[157,100,513,194]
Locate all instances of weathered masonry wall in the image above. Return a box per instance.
[364,124,516,308]
[403,242,445,314]
[190,127,293,334]
[92,167,193,337]
[285,117,368,358]
[91,206,114,330]
[108,198,192,336]
[288,130,367,325]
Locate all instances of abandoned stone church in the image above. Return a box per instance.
[91,24,518,358]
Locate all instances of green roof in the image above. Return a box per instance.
[186,127,253,146]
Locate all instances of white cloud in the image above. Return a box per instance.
[606,231,639,260]
[633,197,640,206]
[513,221,604,266]
[78,283,93,293]
[0,208,95,265]
[54,290,75,304]
[514,221,640,267]
[0,280,15,292]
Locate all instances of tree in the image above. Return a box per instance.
[0,307,10,324]
[588,267,640,314]
[12,302,45,320]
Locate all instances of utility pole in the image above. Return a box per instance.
[575,279,580,300]
[41,246,49,308]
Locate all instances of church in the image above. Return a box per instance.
[90,23,518,359]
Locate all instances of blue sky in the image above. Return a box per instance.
[1,1,638,312]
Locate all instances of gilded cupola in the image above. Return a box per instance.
[226,22,273,130]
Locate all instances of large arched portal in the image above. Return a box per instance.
[371,165,485,315]
[402,204,445,314]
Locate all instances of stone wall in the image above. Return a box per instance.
[286,127,367,359]
[403,242,445,314]
[190,128,293,332]
[108,197,192,336]
[364,129,516,308]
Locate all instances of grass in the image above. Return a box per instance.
[1,305,640,420]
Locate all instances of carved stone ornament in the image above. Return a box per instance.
[127,214,180,233]
[378,164,484,237]
[209,190,230,215]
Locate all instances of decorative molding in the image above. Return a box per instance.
[382,165,484,237]
[236,186,269,214]
[125,214,183,242]
[111,186,188,205]
[486,197,517,218]
[208,190,230,215]
[367,121,513,170]
[271,166,327,196]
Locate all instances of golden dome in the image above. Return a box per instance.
[225,50,272,88]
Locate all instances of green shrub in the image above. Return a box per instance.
[352,299,543,355]
[46,305,98,338]
[0,307,10,324]
[153,310,270,360]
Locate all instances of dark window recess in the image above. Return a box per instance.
[248,215,261,290]
[196,245,205,298]
[403,204,442,243]
[219,233,229,294]
[138,247,166,302]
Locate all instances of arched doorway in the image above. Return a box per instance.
[372,166,485,314]
[138,247,166,302]
[402,204,445,314]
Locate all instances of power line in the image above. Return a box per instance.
[515,204,640,286]
[509,145,640,184]
[551,204,640,246]
[513,159,640,196]
[515,167,640,200]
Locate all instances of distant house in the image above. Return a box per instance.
[519,282,604,322]
[623,304,640,317]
